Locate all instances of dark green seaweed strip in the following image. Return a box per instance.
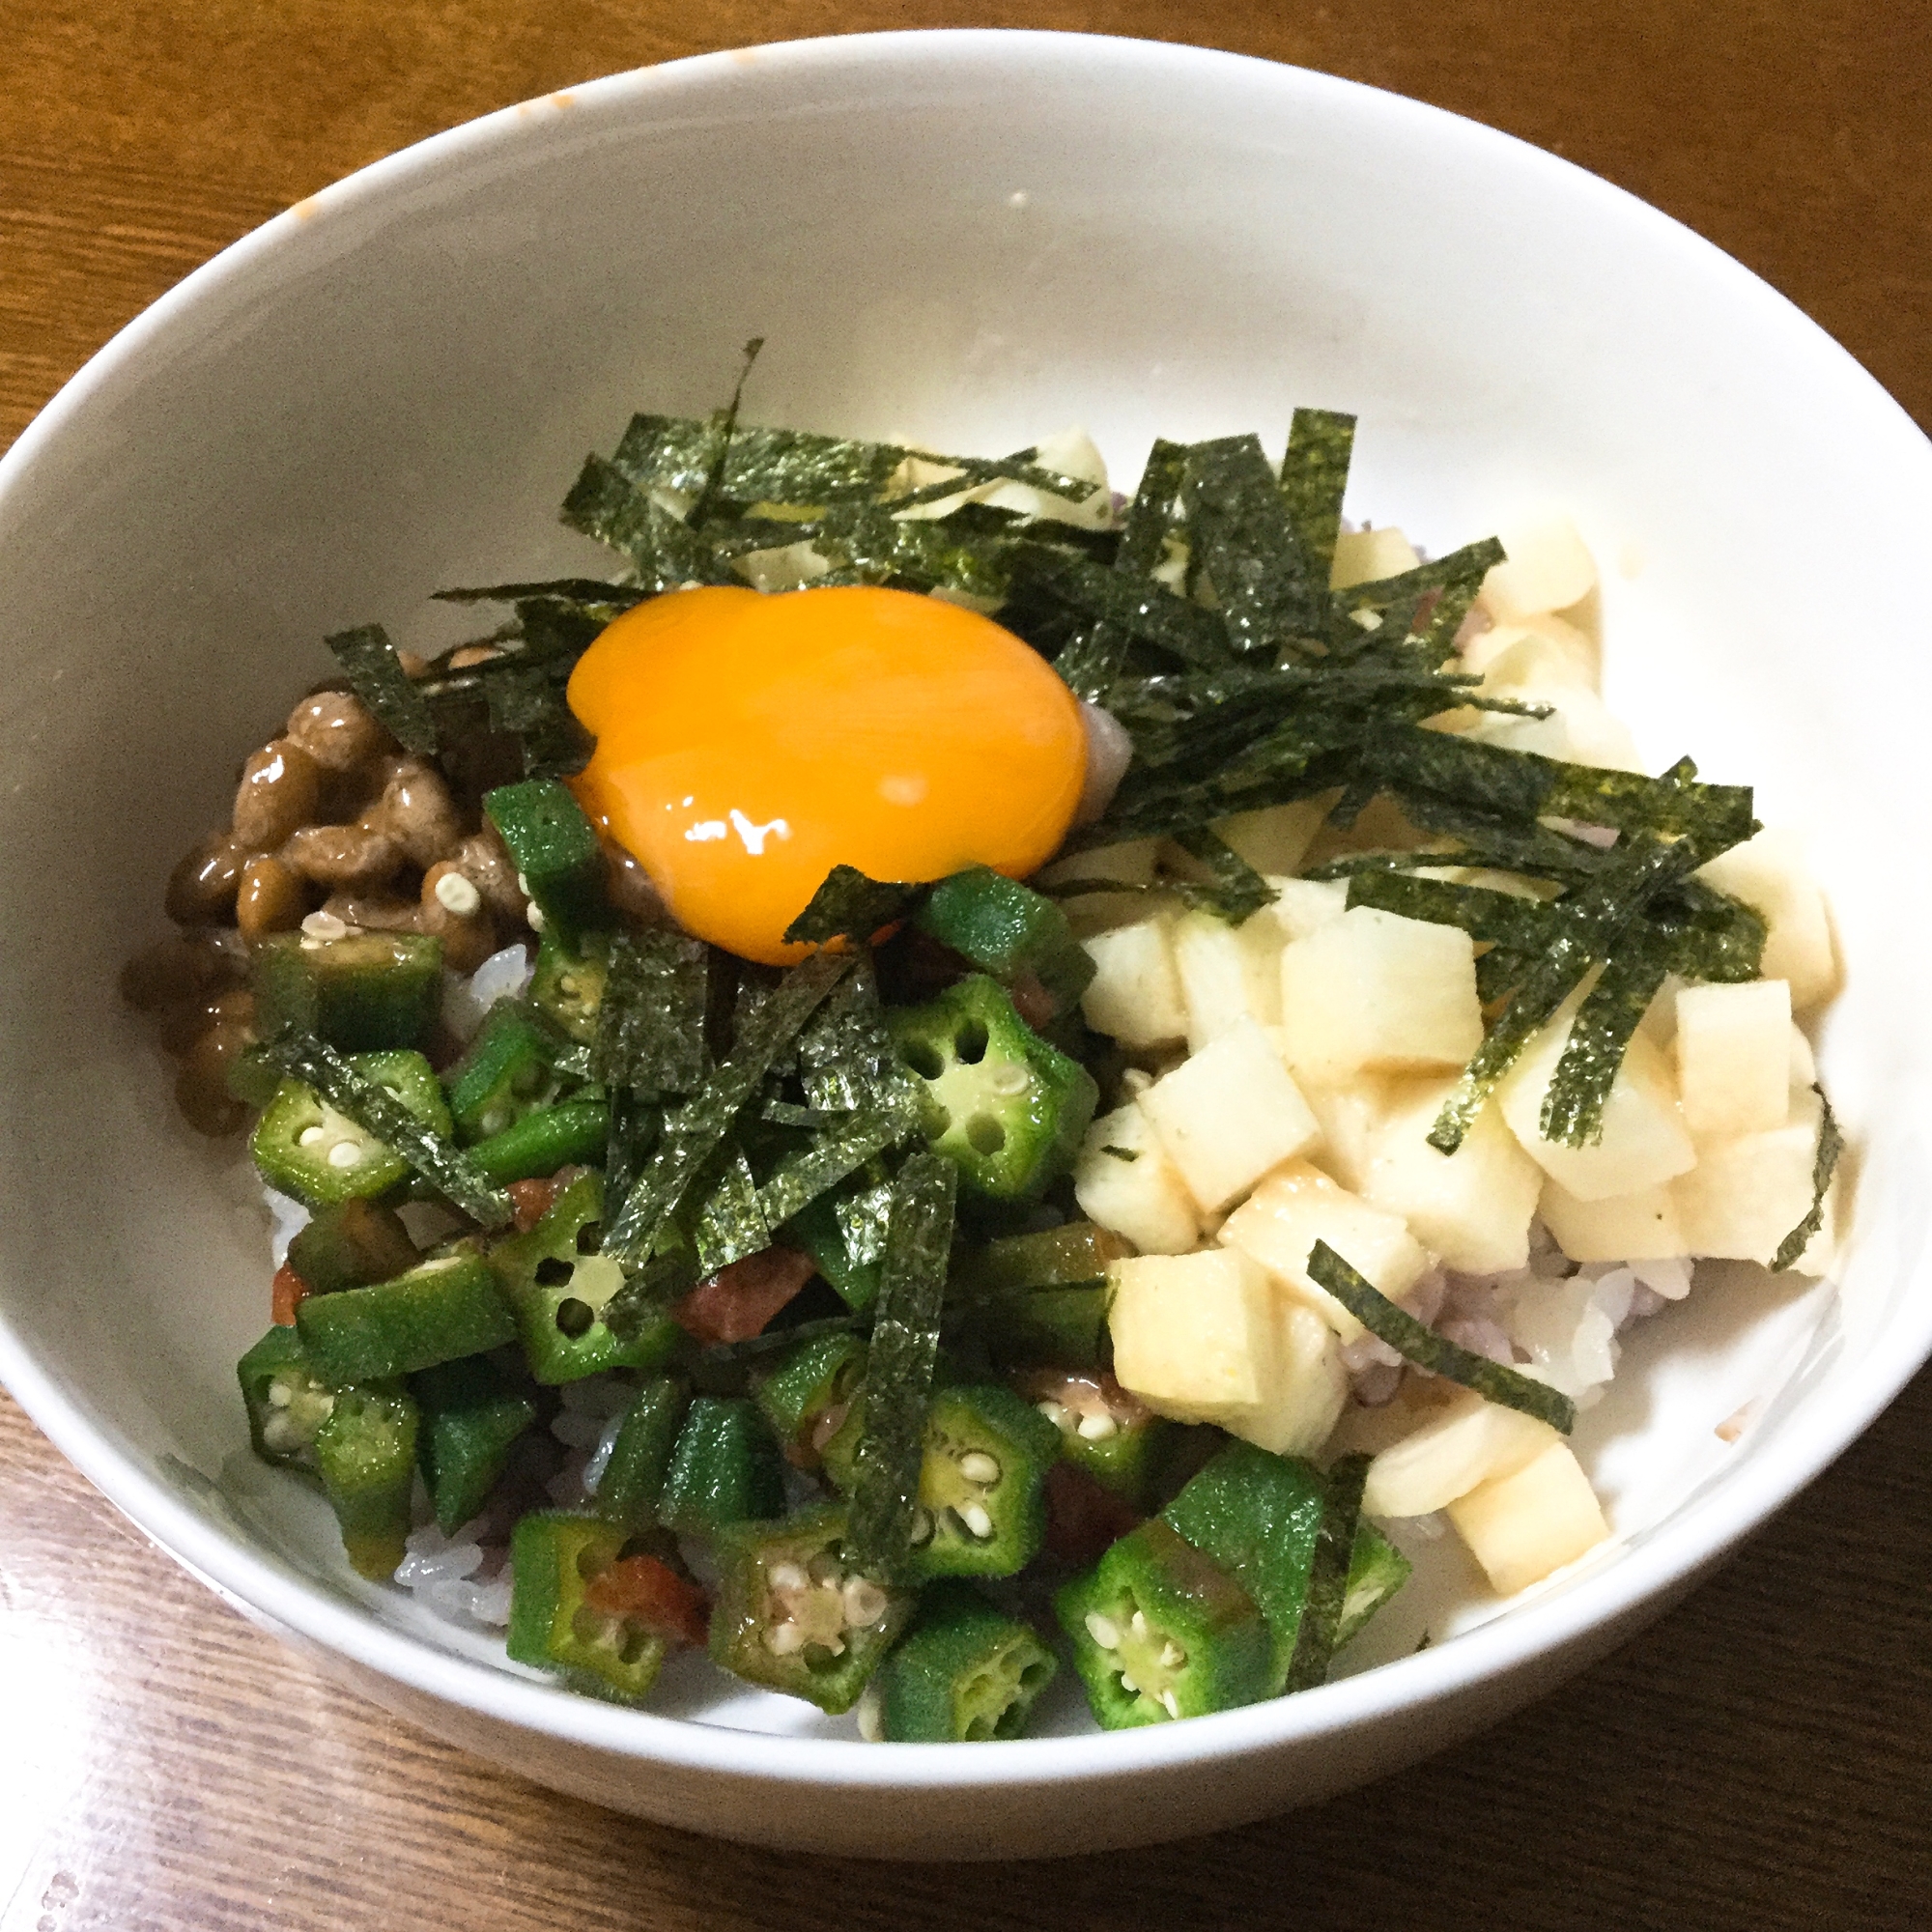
[809,501,1015,600]
[602,952,853,1300]
[559,454,738,591]
[1343,871,1556,952]
[692,1147,773,1275]
[1009,548,1233,668]
[756,1105,908,1229]
[845,1152,957,1582]
[883,447,1102,510]
[1426,837,1698,1153]
[1772,1089,1844,1273]
[1328,538,1506,634]
[693,1311,871,1368]
[325,625,438,757]
[260,1032,512,1230]
[1540,948,1671,1148]
[782,865,927,949]
[1656,878,1766,983]
[592,929,710,1095]
[1308,1244,1576,1434]
[1542,760,1755,858]
[689,338,764,527]
[1283,1452,1369,1692]
[1170,826,1273,924]
[1279,409,1355,589]
[604,1087,659,1208]
[433,579,647,611]
[484,663,595,779]
[1181,434,1322,651]
[796,959,923,1121]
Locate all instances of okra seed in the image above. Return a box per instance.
[1037,1400,1073,1431]
[298,1125,326,1149]
[987,1064,1031,1096]
[1118,1673,1139,1695]
[327,1141,363,1169]
[1160,1642,1185,1670]
[1130,1610,1150,1640]
[840,1579,889,1628]
[527,902,548,932]
[1159,1690,1180,1721]
[958,1502,995,1541]
[301,910,348,942]
[957,1451,1002,1486]
[855,1687,885,1744]
[267,1382,293,1407]
[768,1562,808,1593]
[1084,1612,1122,1650]
[432,868,483,917]
[516,872,531,895]
[909,1507,934,1547]
[1075,1413,1119,1441]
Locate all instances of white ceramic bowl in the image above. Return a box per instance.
[1,29,1927,1861]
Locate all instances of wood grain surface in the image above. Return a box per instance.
[2,3,1929,1926]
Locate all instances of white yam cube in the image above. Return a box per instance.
[1674,980,1792,1140]
[1788,1022,1817,1090]
[1073,1103,1201,1256]
[1262,876,1350,947]
[1108,1250,1275,1425]
[1212,798,1328,876]
[1138,1019,1321,1213]
[1476,516,1598,622]
[1463,685,1644,773]
[1694,829,1838,1010]
[1362,1389,1558,1518]
[1540,1177,1687,1263]
[1079,919,1186,1049]
[1297,1073,1397,1194]
[1330,526,1420,589]
[1496,988,1696,1201]
[1673,1085,1833,1271]
[1446,1440,1611,1595]
[1170,908,1283,1050]
[1037,838,1165,939]
[1461,611,1598,690]
[1358,1078,1545,1274]
[1242,1299,1349,1458]
[1277,908,1483,1083]
[1219,1157,1430,1343]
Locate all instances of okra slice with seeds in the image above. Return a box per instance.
[237,1325,337,1469]
[488,1170,682,1383]
[874,1582,1059,1743]
[753,1329,868,1469]
[506,1512,669,1703]
[913,866,1095,1018]
[251,1049,450,1208]
[708,1504,915,1714]
[442,1000,576,1143]
[1055,1518,1272,1728]
[285,1199,418,1295]
[1019,1369,1172,1503]
[484,779,611,952]
[465,1096,611,1188]
[529,930,611,1044]
[888,975,1098,1201]
[952,1222,1131,1370]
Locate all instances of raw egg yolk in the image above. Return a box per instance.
[565,584,1088,965]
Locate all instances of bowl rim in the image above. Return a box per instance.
[3,24,1930,1792]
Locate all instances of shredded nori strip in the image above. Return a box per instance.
[259,1032,512,1230]
[325,624,438,757]
[1279,409,1355,587]
[1344,870,1556,952]
[1540,947,1671,1148]
[1169,826,1274,924]
[601,952,853,1330]
[1773,1088,1844,1273]
[845,1151,957,1581]
[1308,1243,1576,1434]
[1427,837,1700,1154]
[1181,435,1323,654]
[692,1311,871,1367]
[592,929,709,1095]
[756,1104,909,1229]
[783,865,927,949]
[692,1147,773,1275]
[484,662,595,778]
[1283,1452,1369,1692]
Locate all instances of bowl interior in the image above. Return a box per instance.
[2,29,1928,1769]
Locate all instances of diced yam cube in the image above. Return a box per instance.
[1107,1251,1346,1456]
[1496,988,1695,1201]
[1788,1022,1817,1090]
[1038,838,1164,939]
[1673,1086,1833,1271]
[1463,685,1643,773]
[1461,611,1598,690]
[1694,829,1838,1010]
[1219,1157,1429,1343]
[1358,1079,1544,1274]
[1171,908,1283,1050]
[1446,1440,1611,1595]
[1243,1299,1349,1458]
[1476,515,1598,622]
[1297,1073,1396,1194]
[1674,980,1792,1140]
[1109,1250,1273,1423]
[1362,1388,1558,1518]
[1330,526,1420,589]
[1277,908,1483,1083]
[1212,798,1328,876]
[1540,1177,1686,1263]
[1139,1019,1321,1213]
[1073,1103,1201,1256]
[1262,876,1350,947]
[1079,919,1186,1049]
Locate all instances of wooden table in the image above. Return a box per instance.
[3,5,1928,1925]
